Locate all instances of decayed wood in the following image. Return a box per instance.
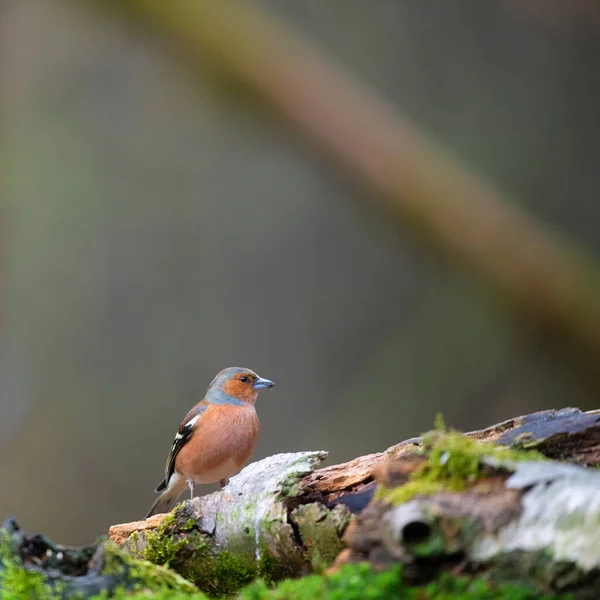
[336,457,600,598]
[1,407,599,597]
[108,407,600,591]
[115,451,349,580]
[108,514,165,547]
[299,407,600,507]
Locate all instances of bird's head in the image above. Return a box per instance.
[206,367,275,405]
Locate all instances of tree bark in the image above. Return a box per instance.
[2,407,599,598]
[105,407,600,598]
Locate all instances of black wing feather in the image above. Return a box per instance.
[163,405,207,487]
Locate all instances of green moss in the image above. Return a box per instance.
[181,518,199,532]
[95,592,208,600]
[240,563,570,600]
[377,480,445,506]
[138,507,276,597]
[142,515,189,568]
[0,531,193,600]
[3,535,571,600]
[0,530,56,599]
[200,551,256,597]
[255,547,277,582]
[140,507,199,567]
[93,563,571,599]
[377,417,547,505]
[0,521,199,599]
[101,542,196,594]
[181,542,281,597]
[0,557,55,599]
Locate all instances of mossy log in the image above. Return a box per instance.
[336,444,600,599]
[104,407,600,597]
[110,451,353,595]
[0,517,195,598]
[2,407,600,598]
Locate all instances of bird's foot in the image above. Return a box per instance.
[219,477,229,489]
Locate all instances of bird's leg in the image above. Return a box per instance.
[219,478,229,489]
[187,480,195,500]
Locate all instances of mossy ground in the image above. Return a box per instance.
[104,542,196,594]
[92,563,572,600]
[0,552,55,599]
[0,421,566,599]
[0,530,194,600]
[376,416,547,505]
[1,517,572,600]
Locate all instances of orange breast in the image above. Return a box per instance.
[175,403,259,484]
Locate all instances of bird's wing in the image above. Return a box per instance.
[164,403,208,486]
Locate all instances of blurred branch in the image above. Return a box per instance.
[102,1,600,362]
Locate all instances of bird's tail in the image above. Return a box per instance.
[145,474,186,519]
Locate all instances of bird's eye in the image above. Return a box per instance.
[240,376,249,383]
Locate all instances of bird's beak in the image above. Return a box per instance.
[253,377,275,390]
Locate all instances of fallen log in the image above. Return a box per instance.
[106,407,600,597]
[334,434,600,599]
[2,407,599,598]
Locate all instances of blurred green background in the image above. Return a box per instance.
[2,0,599,545]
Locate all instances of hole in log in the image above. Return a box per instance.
[401,521,431,546]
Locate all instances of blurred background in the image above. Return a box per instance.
[2,0,600,545]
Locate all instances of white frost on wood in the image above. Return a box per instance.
[474,460,600,571]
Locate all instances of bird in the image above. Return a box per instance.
[145,366,275,518]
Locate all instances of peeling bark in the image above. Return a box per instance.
[4,407,596,597]
[337,457,600,598]
[113,451,351,582]
[106,407,600,597]
[300,407,600,509]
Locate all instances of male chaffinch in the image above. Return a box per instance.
[145,366,275,518]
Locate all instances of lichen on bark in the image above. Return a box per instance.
[4,408,600,598]
[116,452,351,594]
[340,421,600,598]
